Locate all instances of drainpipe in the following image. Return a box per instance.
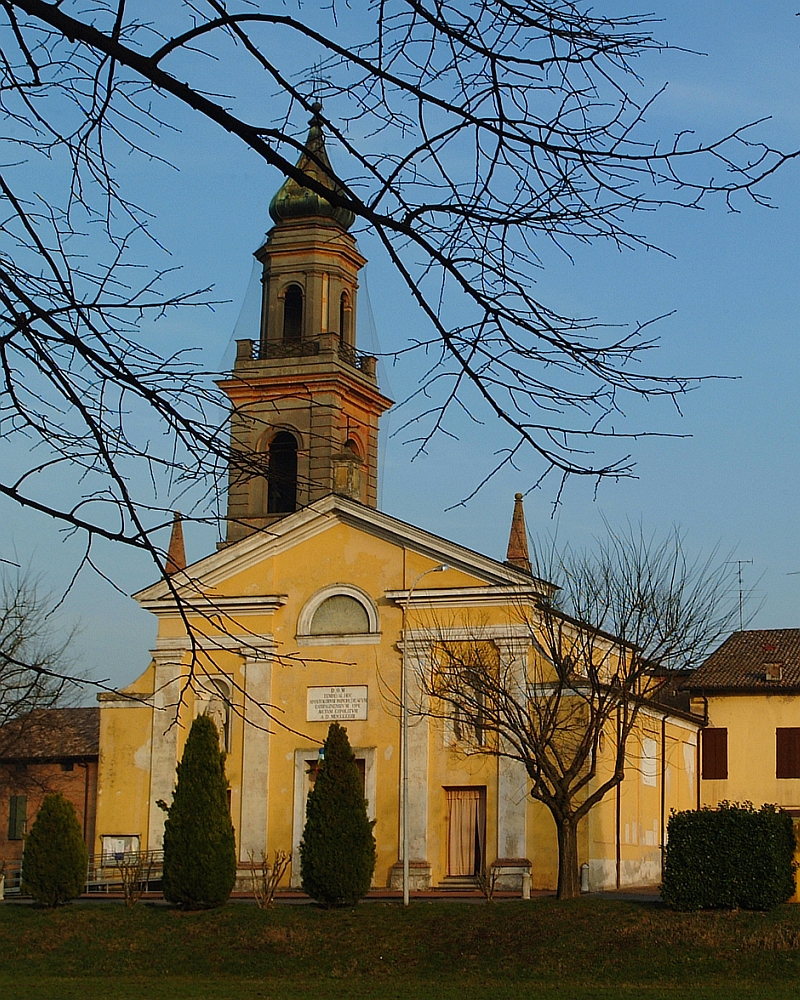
[80,760,90,842]
[697,696,708,812]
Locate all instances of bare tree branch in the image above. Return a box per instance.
[0,2,790,712]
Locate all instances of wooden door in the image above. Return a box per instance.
[446,787,486,876]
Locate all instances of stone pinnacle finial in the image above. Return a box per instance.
[165,511,186,577]
[505,493,532,575]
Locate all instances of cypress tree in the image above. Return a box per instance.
[300,722,376,906]
[162,713,237,909]
[22,793,88,906]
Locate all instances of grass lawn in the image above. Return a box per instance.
[3,897,800,998]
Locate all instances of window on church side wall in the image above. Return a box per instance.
[283,284,303,342]
[267,432,298,513]
[309,595,370,635]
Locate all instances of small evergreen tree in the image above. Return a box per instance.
[162,713,237,909]
[22,793,87,906]
[300,722,376,906]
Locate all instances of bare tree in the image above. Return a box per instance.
[0,568,80,787]
[415,526,739,899]
[0,0,793,582]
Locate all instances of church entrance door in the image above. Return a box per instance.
[445,787,486,877]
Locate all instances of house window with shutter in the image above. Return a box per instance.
[701,728,728,780]
[8,795,26,840]
[776,728,800,778]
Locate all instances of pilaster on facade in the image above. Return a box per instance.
[239,652,274,863]
[147,650,184,851]
[393,639,433,887]
[492,636,531,868]
[405,645,432,865]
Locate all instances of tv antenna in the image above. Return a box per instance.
[726,560,753,631]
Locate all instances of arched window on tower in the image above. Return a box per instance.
[283,284,303,342]
[267,432,298,513]
[339,291,350,346]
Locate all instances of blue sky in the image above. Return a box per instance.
[4,3,800,692]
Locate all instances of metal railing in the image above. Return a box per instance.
[233,335,379,378]
[1,850,164,898]
[257,339,320,361]
[337,342,375,372]
[86,849,164,894]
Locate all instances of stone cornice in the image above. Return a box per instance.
[152,634,277,654]
[137,594,288,618]
[385,586,542,610]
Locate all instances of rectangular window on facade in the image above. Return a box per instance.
[701,728,728,780]
[776,728,800,779]
[7,795,27,840]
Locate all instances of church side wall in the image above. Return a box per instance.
[95,703,154,855]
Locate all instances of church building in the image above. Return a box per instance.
[94,107,701,892]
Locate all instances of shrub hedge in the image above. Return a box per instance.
[662,801,796,911]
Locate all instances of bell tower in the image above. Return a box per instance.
[220,105,392,544]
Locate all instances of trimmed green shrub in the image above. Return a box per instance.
[300,722,376,906]
[662,801,796,911]
[162,714,237,909]
[22,793,88,906]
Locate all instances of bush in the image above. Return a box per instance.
[162,714,237,909]
[662,801,796,911]
[300,722,376,906]
[22,793,88,906]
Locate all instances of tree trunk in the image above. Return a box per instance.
[555,815,581,900]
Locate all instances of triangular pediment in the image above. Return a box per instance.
[134,494,550,607]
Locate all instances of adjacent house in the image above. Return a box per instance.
[688,628,800,815]
[0,707,100,863]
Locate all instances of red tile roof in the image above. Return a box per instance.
[0,707,100,762]
[687,629,800,693]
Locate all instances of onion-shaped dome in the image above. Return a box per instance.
[269,103,355,230]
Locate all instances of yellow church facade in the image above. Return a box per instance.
[95,494,701,891]
[93,105,701,893]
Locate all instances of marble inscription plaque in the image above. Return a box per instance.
[307,685,368,722]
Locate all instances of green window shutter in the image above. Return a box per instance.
[8,795,27,840]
